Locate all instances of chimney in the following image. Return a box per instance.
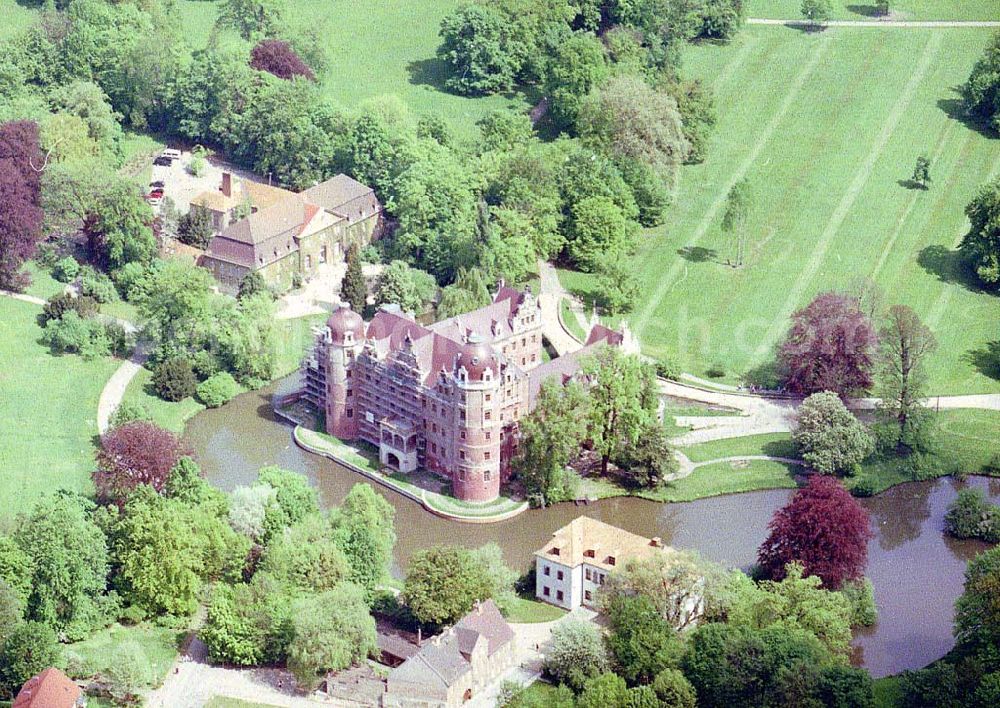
[221,172,232,198]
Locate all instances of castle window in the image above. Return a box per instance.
[484,451,491,460]
[347,389,352,397]
[484,469,491,481]
[585,568,592,581]
[346,409,353,418]
[485,431,491,440]
[459,451,466,460]
[543,586,550,597]
[431,443,437,453]
[484,411,491,420]
[460,431,466,440]
[432,423,437,433]
[557,570,564,581]
[543,565,550,576]
[531,354,536,362]
[485,393,491,401]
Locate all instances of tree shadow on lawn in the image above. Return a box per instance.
[677,246,718,263]
[937,90,999,140]
[845,4,881,18]
[762,438,800,461]
[965,341,1000,381]
[917,244,993,294]
[406,58,453,93]
[897,179,927,191]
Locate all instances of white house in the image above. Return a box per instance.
[534,516,676,610]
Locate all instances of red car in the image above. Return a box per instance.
[148,188,164,198]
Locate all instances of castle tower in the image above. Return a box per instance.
[451,334,503,502]
[324,305,365,439]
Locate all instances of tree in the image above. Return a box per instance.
[583,347,658,475]
[875,305,937,453]
[912,155,931,189]
[331,484,396,598]
[438,4,524,96]
[899,662,963,708]
[105,640,152,705]
[152,357,197,402]
[793,392,874,476]
[721,178,750,267]
[41,292,98,325]
[801,0,833,24]
[0,581,24,649]
[614,419,679,488]
[595,256,641,316]
[543,619,609,691]
[250,39,315,80]
[238,270,269,301]
[220,292,277,384]
[15,493,110,639]
[652,669,697,708]
[875,0,891,16]
[374,261,437,314]
[963,31,1000,131]
[757,476,873,589]
[606,594,682,685]
[778,291,878,397]
[286,584,377,689]
[402,546,494,626]
[177,207,215,248]
[954,545,1000,656]
[437,266,491,320]
[568,196,637,272]
[960,178,1000,286]
[216,0,287,40]
[945,488,1000,542]
[577,74,690,194]
[544,33,609,130]
[0,621,59,699]
[601,551,713,631]
[256,466,320,542]
[260,514,351,593]
[83,180,156,271]
[698,0,747,40]
[515,379,589,506]
[0,120,44,291]
[228,484,275,542]
[201,573,294,666]
[95,421,191,505]
[578,673,628,708]
[0,538,32,608]
[341,243,367,313]
[197,372,240,408]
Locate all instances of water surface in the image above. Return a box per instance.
[186,380,998,678]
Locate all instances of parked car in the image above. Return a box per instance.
[148,189,165,199]
[161,148,182,160]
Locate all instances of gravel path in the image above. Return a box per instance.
[537,260,586,356]
[0,289,46,306]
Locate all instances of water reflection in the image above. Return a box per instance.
[185,380,999,678]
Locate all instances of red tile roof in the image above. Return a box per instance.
[13,668,81,708]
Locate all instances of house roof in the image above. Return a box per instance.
[13,668,81,708]
[388,600,513,690]
[534,516,674,572]
[302,174,381,223]
[191,178,294,214]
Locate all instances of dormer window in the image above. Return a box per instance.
[584,549,595,558]
[606,556,616,566]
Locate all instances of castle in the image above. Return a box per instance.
[302,284,634,503]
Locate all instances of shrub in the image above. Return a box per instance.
[250,39,316,80]
[543,619,609,691]
[839,578,878,627]
[652,668,697,708]
[79,266,118,303]
[41,311,111,358]
[655,358,681,380]
[152,357,197,402]
[197,372,240,408]
[110,401,152,429]
[41,292,98,324]
[849,476,876,497]
[0,621,60,697]
[176,208,215,249]
[945,488,1000,542]
[53,256,79,282]
[705,362,725,378]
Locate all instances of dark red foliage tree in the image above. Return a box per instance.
[0,121,44,291]
[757,475,873,589]
[778,291,877,398]
[250,40,315,81]
[94,421,191,505]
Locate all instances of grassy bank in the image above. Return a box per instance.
[66,623,181,689]
[0,298,120,517]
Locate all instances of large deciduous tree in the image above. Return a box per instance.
[95,421,191,505]
[601,552,713,631]
[757,476,873,589]
[216,0,287,40]
[567,196,638,272]
[605,594,682,685]
[583,347,658,475]
[402,545,513,626]
[876,304,937,454]
[83,180,156,271]
[0,120,44,291]
[963,30,1000,132]
[331,483,396,598]
[778,291,878,397]
[544,33,609,130]
[954,545,1000,656]
[793,391,873,476]
[543,618,609,692]
[721,178,750,267]
[960,178,1000,287]
[259,514,350,593]
[0,621,60,699]
[438,4,524,96]
[201,573,294,666]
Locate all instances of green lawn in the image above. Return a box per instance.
[22,261,65,301]
[680,432,798,462]
[560,299,587,342]
[0,298,119,519]
[173,0,532,140]
[505,596,567,624]
[0,0,37,42]
[65,623,181,689]
[561,26,1000,395]
[121,367,206,434]
[747,0,1000,21]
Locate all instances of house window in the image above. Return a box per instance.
[485,411,492,420]
[484,469,492,481]
[557,590,564,602]
[543,586,550,597]
[459,451,466,460]
[431,443,437,453]
[585,590,592,602]
[432,423,437,433]
[485,393,491,401]
[584,550,595,558]
[557,570,564,581]
[585,568,591,581]
[543,566,550,576]
[607,556,617,566]
[485,431,491,440]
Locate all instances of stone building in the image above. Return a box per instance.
[382,599,516,707]
[534,516,677,610]
[199,174,383,292]
[302,284,634,503]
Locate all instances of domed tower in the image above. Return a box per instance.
[325,305,365,439]
[451,334,503,502]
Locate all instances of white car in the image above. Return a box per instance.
[161,148,182,161]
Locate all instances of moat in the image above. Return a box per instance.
[186,379,1000,679]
